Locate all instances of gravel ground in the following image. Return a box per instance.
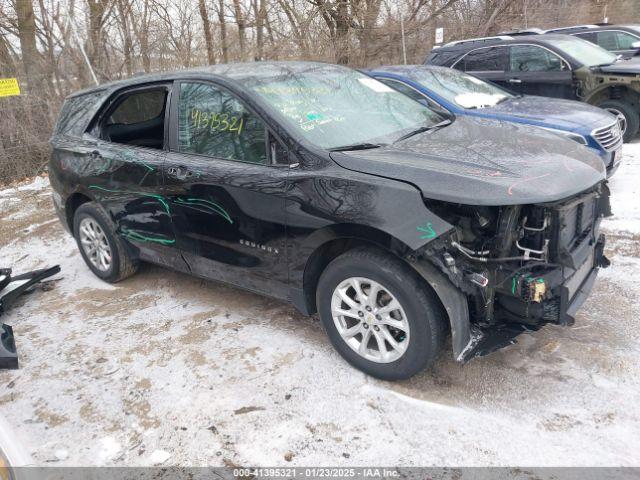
[0,141,639,467]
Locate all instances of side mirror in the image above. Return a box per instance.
[631,41,640,49]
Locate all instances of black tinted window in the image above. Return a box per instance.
[110,90,166,125]
[457,47,507,72]
[178,82,267,164]
[102,88,167,149]
[573,32,597,43]
[509,45,564,72]
[377,78,426,103]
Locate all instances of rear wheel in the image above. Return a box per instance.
[598,99,639,142]
[73,202,138,282]
[316,247,446,380]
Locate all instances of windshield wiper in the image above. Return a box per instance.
[394,119,452,143]
[328,142,385,152]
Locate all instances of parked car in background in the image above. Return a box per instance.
[502,24,640,59]
[50,62,610,380]
[368,65,622,176]
[426,33,640,141]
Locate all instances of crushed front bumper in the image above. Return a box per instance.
[461,235,608,362]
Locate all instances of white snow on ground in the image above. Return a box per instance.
[0,142,639,467]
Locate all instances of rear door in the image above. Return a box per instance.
[453,46,510,89]
[164,80,290,297]
[84,84,183,269]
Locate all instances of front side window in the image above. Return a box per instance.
[510,45,565,72]
[409,68,513,109]
[457,47,508,72]
[102,88,167,149]
[551,36,617,67]
[597,30,640,50]
[178,82,267,164]
[246,65,444,150]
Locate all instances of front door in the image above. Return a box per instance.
[164,80,290,297]
[507,45,575,98]
[86,84,183,269]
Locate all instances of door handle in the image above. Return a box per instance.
[167,166,192,179]
[508,78,522,84]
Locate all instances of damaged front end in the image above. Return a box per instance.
[415,182,611,362]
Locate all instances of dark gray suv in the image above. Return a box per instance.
[426,34,640,141]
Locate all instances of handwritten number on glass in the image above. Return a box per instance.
[191,108,244,135]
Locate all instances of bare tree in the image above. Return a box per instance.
[199,0,216,64]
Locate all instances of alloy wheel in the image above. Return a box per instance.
[330,277,410,363]
[79,217,112,272]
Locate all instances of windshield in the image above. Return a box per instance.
[627,26,640,36]
[247,66,444,149]
[410,68,513,109]
[552,36,618,66]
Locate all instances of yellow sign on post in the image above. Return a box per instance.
[0,78,21,97]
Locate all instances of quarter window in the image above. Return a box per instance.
[456,47,508,72]
[178,82,267,165]
[509,45,565,72]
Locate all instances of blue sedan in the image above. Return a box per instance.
[368,65,623,176]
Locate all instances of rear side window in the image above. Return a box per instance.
[101,87,168,150]
[109,91,166,125]
[456,47,508,72]
[177,82,267,165]
[54,91,106,137]
[377,78,426,103]
[573,32,597,43]
[509,45,565,72]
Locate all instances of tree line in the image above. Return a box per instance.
[0,0,636,182]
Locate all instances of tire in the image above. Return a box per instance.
[73,202,138,283]
[598,99,639,142]
[316,247,447,380]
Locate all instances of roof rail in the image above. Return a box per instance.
[498,28,544,36]
[443,35,513,47]
[545,24,599,33]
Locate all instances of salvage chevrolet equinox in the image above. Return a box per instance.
[49,62,611,380]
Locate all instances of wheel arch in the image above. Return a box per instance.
[297,224,411,316]
[296,225,471,360]
[65,191,94,231]
[586,83,640,107]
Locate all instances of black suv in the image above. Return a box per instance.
[426,34,640,141]
[50,62,610,380]
[541,24,640,58]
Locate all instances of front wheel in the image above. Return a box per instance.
[598,99,639,142]
[316,247,446,380]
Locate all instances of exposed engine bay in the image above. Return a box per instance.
[420,181,612,361]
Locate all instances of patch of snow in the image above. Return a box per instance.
[149,450,171,465]
[602,140,640,234]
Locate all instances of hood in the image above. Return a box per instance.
[599,56,640,74]
[481,95,617,130]
[330,116,605,206]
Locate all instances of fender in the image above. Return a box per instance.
[410,258,471,361]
